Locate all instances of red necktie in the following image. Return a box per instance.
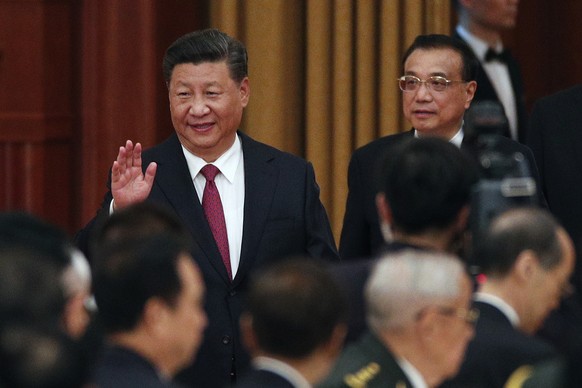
[200,164,232,280]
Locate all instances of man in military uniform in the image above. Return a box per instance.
[319,250,476,388]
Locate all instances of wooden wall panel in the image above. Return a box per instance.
[0,0,74,232]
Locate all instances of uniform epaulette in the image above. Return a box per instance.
[343,362,380,388]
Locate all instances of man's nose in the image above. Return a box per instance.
[414,82,433,100]
[189,98,210,116]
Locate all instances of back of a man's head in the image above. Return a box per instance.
[365,249,467,332]
[91,202,191,255]
[0,212,87,326]
[475,207,564,277]
[0,213,93,387]
[243,258,347,359]
[93,234,187,334]
[378,137,479,234]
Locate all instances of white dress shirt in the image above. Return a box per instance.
[253,356,311,388]
[414,126,464,148]
[474,291,520,327]
[182,135,245,277]
[397,357,428,388]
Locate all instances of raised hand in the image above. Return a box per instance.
[111,140,157,210]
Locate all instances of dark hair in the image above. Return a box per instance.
[402,34,479,81]
[475,207,564,275]
[162,28,248,84]
[93,234,188,333]
[245,258,346,358]
[0,212,71,270]
[0,213,73,324]
[90,202,191,256]
[0,323,87,388]
[378,137,479,234]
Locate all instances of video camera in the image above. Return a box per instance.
[464,101,539,271]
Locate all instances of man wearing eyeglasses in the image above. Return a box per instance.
[339,33,541,261]
[441,207,575,388]
[320,249,476,388]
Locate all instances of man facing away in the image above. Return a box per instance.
[76,28,338,386]
[453,0,527,142]
[236,258,347,388]
[92,232,207,388]
[441,207,575,388]
[339,33,541,260]
[331,137,479,343]
[320,250,476,388]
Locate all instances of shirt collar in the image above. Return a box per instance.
[397,357,428,388]
[413,126,464,148]
[253,356,312,388]
[474,291,521,327]
[181,134,242,184]
[455,25,503,61]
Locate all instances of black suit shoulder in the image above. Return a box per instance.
[93,346,180,388]
[442,302,557,388]
[235,368,295,388]
[339,131,413,259]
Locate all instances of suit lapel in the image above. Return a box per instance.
[151,135,231,283]
[234,132,278,285]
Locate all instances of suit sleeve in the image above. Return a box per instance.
[339,151,372,259]
[73,172,115,260]
[304,162,340,261]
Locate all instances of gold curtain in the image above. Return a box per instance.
[210,0,451,243]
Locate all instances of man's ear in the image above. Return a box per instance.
[62,292,90,339]
[464,80,477,109]
[513,250,538,283]
[142,297,169,337]
[416,308,438,343]
[239,77,250,107]
[322,323,348,357]
[376,193,393,225]
[455,205,471,232]
[240,312,259,355]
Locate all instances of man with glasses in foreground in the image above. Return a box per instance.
[441,207,575,388]
[339,34,541,260]
[319,249,476,388]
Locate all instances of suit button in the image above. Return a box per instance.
[229,290,237,297]
[222,335,231,345]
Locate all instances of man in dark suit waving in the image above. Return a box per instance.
[339,34,541,260]
[78,29,338,387]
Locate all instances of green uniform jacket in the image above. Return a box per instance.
[318,332,413,388]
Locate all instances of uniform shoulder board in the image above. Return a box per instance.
[343,362,381,388]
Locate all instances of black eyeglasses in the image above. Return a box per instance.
[397,75,467,92]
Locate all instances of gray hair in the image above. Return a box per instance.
[365,249,466,332]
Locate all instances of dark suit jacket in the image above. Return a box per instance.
[526,85,582,352]
[93,346,181,388]
[440,301,557,388]
[235,368,296,388]
[338,129,542,260]
[78,131,338,387]
[318,332,413,388]
[454,31,528,143]
[527,85,582,283]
